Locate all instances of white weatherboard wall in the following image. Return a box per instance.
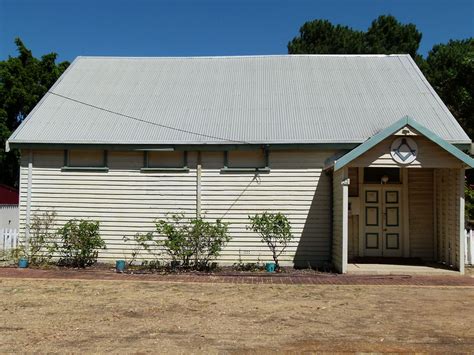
[201,151,333,266]
[434,168,463,271]
[19,149,335,266]
[19,150,198,259]
[408,169,434,260]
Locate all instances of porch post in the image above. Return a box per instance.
[459,168,465,274]
[341,167,349,273]
[196,152,202,218]
[25,150,33,251]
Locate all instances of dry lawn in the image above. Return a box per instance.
[0,278,473,353]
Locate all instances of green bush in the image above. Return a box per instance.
[123,232,161,268]
[56,219,106,267]
[156,214,230,269]
[247,212,293,269]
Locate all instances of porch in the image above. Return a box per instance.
[347,260,461,276]
[329,117,474,274]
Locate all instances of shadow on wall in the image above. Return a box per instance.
[293,171,332,269]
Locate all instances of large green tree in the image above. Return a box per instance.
[287,19,365,54]
[0,38,69,187]
[424,39,474,138]
[288,15,422,59]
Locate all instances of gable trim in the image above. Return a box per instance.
[334,116,474,170]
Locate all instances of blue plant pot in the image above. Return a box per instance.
[18,258,29,268]
[115,260,126,273]
[265,262,276,273]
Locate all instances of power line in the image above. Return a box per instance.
[47,91,249,144]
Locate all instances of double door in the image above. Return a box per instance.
[362,186,402,257]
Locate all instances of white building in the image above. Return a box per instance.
[6,55,473,273]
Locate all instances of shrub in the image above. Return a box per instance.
[247,212,293,269]
[23,210,57,265]
[56,219,106,267]
[123,232,161,268]
[156,214,230,269]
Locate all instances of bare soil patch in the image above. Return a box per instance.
[0,277,473,353]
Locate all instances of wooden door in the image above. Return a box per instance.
[382,187,402,257]
[362,186,402,257]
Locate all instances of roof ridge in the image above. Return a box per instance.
[75,54,410,60]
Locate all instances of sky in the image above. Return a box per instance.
[0,0,473,62]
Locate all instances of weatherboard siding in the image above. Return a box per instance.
[408,168,434,260]
[19,149,335,265]
[434,168,462,270]
[200,151,333,266]
[19,150,198,260]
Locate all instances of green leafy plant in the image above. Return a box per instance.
[0,247,22,264]
[56,219,106,267]
[123,232,161,268]
[156,214,230,270]
[23,210,57,265]
[247,212,293,269]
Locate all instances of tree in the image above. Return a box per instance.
[424,39,474,138]
[288,15,422,60]
[365,15,422,59]
[287,19,365,54]
[0,38,69,187]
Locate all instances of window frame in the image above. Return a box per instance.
[220,149,270,173]
[61,149,109,172]
[140,150,190,173]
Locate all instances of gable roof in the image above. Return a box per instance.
[7,54,471,149]
[333,116,474,170]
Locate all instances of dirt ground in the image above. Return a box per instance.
[0,278,473,353]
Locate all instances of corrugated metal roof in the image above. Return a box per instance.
[7,55,471,147]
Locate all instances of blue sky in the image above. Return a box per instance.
[0,0,473,62]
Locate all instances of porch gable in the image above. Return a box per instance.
[333,116,474,171]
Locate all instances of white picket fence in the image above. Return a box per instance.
[0,228,18,251]
[466,229,474,265]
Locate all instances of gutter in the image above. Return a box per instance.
[6,142,361,152]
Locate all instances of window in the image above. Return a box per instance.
[141,151,189,172]
[221,149,270,173]
[62,150,108,171]
[363,167,401,184]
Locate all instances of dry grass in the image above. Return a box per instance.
[0,278,473,353]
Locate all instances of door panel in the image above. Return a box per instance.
[363,187,382,256]
[382,188,402,257]
[362,186,402,257]
[386,233,400,250]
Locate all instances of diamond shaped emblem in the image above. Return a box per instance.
[395,141,415,161]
